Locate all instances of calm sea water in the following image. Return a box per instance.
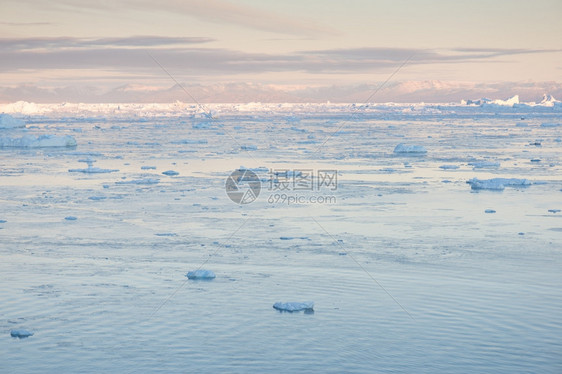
[1,108,561,373]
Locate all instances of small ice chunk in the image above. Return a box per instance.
[467,178,531,191]
[241,145,257,151]
[0,135,76,148]
[68,167,118,173]
[162,170,179,176]
[115,178,159,185]
[485,209,496,214]
[10,329,34,338]
[186,270,216,280]
[439,165,459,170]
[88,196,107,200]
[468,161,500,168]
[64,216,77,221]
[393,143,427,154]
[273,302,314,312]
[530,159,541,163]
[0,114,26,129]
[548,209,560,213]
[141,166,157,170]
[540,123,561,128]
[0,219,6,223]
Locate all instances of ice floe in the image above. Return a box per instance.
[468,161,500,169]
[485,209,496,214]
[467,178,531,191]
[439,165,459,170]
[69,166,118,173]
[0,114,25,129]
[64,216,78,221]
[186,270,216,280]
[162,170,179,176]
[10,329,34,338]
[273,302,314,312]
[0,135,76,148]
[393,143,427,154]
[115,178,159,185]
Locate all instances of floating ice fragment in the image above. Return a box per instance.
[485,209,496,214]
[155,233,177,237]
[64,216,77,221]
[393,143,427,154]
[186,270,216,280]
[88,196,107,200]
[0,219,6,223]
[273,302,314,312]
[548,209,560,213]
[439,165,459,170]
[171,139,208,144]
[141,165,157,170]
[540,123,561,128]
[468,161,500,168]
[0,135,76,148]
[162,170,179,176]
[0,114,26,129]
[68,167,118,173]
[116,178,159,185]
[10,329,33,338]
[530,159,541,163]
[467,178,531,191]
[241,145,257,151]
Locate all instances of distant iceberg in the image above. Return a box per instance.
[186,270,216,280]
[273,301,314,312]
[0,135,76,148]
[0,114,26,129]
[467,178,531,191]
[393,143,427,154]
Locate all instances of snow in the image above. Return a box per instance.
[0,135,76,148]
[393,143,427,154]
[273,302,314,312]
[186,270,216,280]
[10,329,34,338]
[467,178,532,191]
[0,113,25,129]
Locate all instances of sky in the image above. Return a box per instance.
[1,0,561,102]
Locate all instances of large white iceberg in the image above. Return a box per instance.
[0,114,26,129]
[467,178,531,191]
[393,143,427,154]
[0,135,76,148]
[273,301,314,312]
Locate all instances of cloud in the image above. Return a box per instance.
[0,36,214,51]
[2,81,562,104]
[0,21,53,26]
[10,0,334,37]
